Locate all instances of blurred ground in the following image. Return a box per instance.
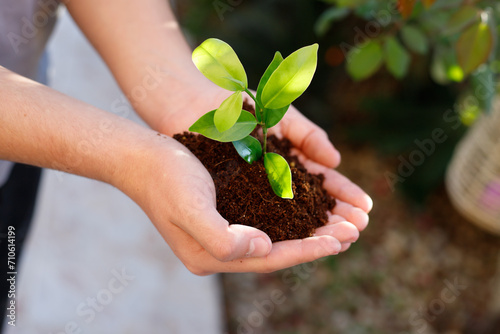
[222,141,500,334]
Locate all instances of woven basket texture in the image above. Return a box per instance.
[446,100,500,234]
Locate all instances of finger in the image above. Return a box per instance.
[313,221,359,243]
[186,209,272,262]
[331,200,370,231]
[300,158,373,213]
[340,243,351,252]
[169,229,341,274]
[172,174,272,262]
[252,235,342,272]
[327,213,347,223]
[279,109,341,168]
[202,235,341,273]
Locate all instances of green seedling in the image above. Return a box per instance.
[189,38,318,199]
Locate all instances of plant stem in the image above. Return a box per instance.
[244,88,268,153]
[262,127,268,153]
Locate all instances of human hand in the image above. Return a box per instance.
[157,86,372,227]
[148,87,371,271]
[119,130,367,275]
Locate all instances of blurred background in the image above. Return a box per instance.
[10,0,500,333]
[173,0,500,333]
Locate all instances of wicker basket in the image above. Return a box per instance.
[446,99,500,235]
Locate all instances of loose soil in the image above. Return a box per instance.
[174,125,335,242]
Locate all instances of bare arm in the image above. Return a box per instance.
[0,1,372,274]
[1,67,362,274]
[0,66,144,184]
[62,1,353,173]
[64,0,223,130]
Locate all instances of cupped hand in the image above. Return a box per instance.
[147,87,372,274]
[123,134,359,275]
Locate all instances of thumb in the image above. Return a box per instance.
[187,208,273,262]
[171,170,272,262]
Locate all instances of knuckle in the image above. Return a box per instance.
[184,262,211,276]
[211,240,236,262]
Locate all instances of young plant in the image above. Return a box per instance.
[189,38,318,199]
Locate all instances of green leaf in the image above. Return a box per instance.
[384,36,410,79]
[400,25,428,54]
[430,46,464,84]
[443,6,479,36]
[346,39,383,81]
[430,46,464,85]
[263,105,289,128]
[214,91,243,132]
[189,110,257,142]
[192,38,248,91]
[261,44,318,109]
[264,153,293,199]
[256,52,284,104]
[471,65,495,113]
[456,22,493,76]
[232,135,262,164]
[314,7,350,36]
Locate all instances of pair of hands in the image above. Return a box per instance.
[127,88,372,275]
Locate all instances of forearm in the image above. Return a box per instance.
[64,0,222,131]
[0,66,164,188]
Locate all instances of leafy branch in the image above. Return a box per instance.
[189,38,318,199]
[317,0,499,116]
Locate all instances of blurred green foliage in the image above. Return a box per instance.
[174,0,497,202]
[317,0,500,115]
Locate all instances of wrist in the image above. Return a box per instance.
[153,82,231,136]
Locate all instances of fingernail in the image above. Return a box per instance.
[319,237,341,255]
[246,237,271,257]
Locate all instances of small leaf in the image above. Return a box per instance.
[456,22,493,76]
[430,46,464,84]
[189,110,257,142]
[400,25,428,55]
[397,0,416,19]
[346,39,383,81]
[261,44,318,109]
[384,36,410,79]
[192,38,248,91]
[256,52,284,104]
[443,6,479,36]
[471,64,495,113]
[214,91,243,132]
[232,135,262,164]
[314,7,350,36]
[430,52,449,84]
[264,153,294,199]
[263,105,290,128]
